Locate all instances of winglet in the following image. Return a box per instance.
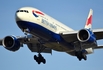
[84,9,93,29]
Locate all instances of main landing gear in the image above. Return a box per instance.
[74,42,87,61]
[75,51,87,61]
[34,43,46,64]
[23,28,46,64]
[34,53,46,64]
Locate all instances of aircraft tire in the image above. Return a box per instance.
[42,58,46,64]
[34,55,38,61]
[82,54,87,60]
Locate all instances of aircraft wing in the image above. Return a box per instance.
[93,45,103,49]
[0,35,52,54]
[60,9,103,42]
[60,28,103,42]
[27,43,52,53]
[60,31,78,42]
[93,29,103,40]
[0,39,2,45]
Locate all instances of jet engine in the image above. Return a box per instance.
[77,29,96,43]
[2,36,20,51]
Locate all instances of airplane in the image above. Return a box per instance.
[0,7,103,64]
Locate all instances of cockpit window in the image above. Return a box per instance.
[16,10,29,13]
[20,10,23,12]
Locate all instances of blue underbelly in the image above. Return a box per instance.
[16,21,74,51]
[17,21,61,42]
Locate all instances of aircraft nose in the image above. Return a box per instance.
[15,12,24,21]
[15,10,30,22]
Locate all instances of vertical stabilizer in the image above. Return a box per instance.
[84,9,93,29]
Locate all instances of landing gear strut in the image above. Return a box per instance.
[23,29,46,64]
[75,51,87,61]
[74,42,87,61]
[34,43,46,64]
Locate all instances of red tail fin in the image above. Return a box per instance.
[85,9,93,29]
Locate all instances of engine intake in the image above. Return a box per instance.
[2,36,20,51]
[77,29,96,42]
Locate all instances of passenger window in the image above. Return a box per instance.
[24,10,26,12]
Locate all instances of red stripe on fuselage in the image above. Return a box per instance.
[35,11,44,15]
[32,10,44,15]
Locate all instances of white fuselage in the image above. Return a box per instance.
[16,7,74,33]
[15,7,74,52]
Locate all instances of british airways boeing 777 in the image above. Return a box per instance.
[1,7,103,64]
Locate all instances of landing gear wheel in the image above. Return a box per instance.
[42,58,46,64]
[82,54,87,60]
[77,55,82,61]
[34,55,40,64]
[75,51,87,61]
[37,59,41,64]
[34,54,46,64]
[33,43,47,64]
[34,55,37,61]
[34,55,41,64]
[38,53,46,64]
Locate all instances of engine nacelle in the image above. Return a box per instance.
[2,36,20,52]
[77,29,96,42]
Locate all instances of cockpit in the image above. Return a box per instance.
[16,10,29,13]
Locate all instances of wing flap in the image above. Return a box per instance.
[93,29,103,40]
[60,31,78,42]
[93,45,103,49]
[0,39,2,45]
[27,43,52,54]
